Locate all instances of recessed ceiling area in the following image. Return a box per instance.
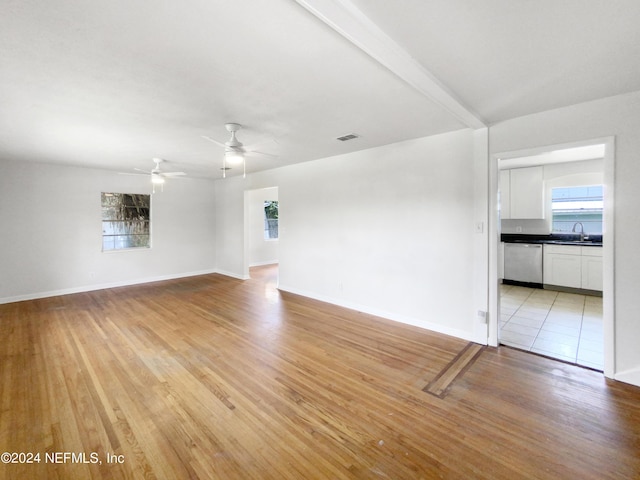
[1,1,639,178]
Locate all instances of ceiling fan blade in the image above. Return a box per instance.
[244,138,278,151]
[133,167,151,173]
[118,172,148,176]
[246,150,278,158]
[202,135,227,148]
[162,172,187,177]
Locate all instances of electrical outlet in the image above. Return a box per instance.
[516,226,523,233]
[475,221,484,233]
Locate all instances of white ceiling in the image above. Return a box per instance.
[1,0,639,178]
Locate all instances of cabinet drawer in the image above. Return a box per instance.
[543,244,581,255]
[581,246,603,257]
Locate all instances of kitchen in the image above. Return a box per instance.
[498,144,605,370]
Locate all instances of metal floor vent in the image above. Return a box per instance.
[336,133,359,141]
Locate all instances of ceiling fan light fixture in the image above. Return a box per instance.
[225,150,244,165]
[151,174,165,184]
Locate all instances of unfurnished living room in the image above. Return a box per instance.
[1,1,640,479]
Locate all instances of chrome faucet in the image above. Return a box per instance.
[572,222,585,241]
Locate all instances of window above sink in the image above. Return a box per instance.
[551,185,603,234]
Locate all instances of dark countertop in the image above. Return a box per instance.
[501,233,603,247]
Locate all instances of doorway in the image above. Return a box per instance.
[489,139,615,377]
[245,186,279,279]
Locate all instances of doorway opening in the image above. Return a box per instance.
[245,186,279,283]
[489,139,614,376]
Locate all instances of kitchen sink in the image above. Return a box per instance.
[545,240,602,246]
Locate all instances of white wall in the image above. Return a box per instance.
[214,175,247,279]
[472,128,490,342]
[0,159,216,302]
[542,159,603,232]
[490,90,640,387]
[215,129,488,342]
[247,187,279,267]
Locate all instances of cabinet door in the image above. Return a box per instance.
[543,253,582,288]
[581,256,603,291]
[499,170,511,220]
[510,166,544,219]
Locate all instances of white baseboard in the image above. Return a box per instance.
[215,269,250,280]
[614,367,640,388]
[278,283,475,342]
[0,268,219,305]
[249,260,279,267]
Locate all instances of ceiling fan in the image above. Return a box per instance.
[202,123,276,178]
[129,158,186,193]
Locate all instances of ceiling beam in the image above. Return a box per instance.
[295,0,487,129]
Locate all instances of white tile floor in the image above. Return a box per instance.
[500,284,604,371]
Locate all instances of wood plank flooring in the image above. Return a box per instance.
[1,265,639,479]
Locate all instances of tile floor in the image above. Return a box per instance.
[499,284,604,371]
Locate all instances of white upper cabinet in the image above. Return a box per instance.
[509,166,544,219]
[500,166,544,220]
[499,170,511,219]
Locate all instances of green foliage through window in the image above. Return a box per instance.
[264,200,278,239]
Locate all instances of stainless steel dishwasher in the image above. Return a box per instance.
[504,243,543,286]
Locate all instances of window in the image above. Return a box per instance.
[101,193,151,251]
[264,200,278,239]
[551,185,602,234]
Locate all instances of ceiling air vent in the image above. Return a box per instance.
[336,133,359,142]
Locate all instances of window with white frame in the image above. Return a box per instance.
[264,200,278,239]
[551,185,603,234]
[101,193,151,251]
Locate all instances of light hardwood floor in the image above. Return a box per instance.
[1,265,639,479]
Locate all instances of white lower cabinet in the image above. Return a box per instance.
[543,245,582,288]
[581,247,604,291]
[543,244,603,291]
